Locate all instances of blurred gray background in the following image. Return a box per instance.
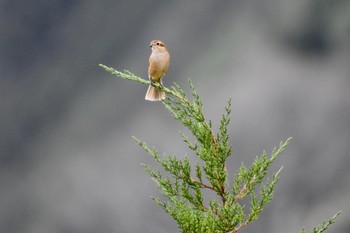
[1,0,349,232]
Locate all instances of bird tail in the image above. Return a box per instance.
[145,85,165,101]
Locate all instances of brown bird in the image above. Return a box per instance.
[145,40,170,101]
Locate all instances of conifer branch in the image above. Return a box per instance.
[300,211,341,233]
[99,64,187,101]
[100,64,341,233]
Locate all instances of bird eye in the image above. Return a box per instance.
[156,42,160,45]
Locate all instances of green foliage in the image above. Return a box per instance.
[100,64,341,233]
[300,211,341,233]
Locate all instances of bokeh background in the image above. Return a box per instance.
[1,1,350,232]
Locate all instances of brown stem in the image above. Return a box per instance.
[191,178,215,191]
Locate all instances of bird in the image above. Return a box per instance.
[145,40,170,101]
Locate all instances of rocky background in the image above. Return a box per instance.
[1,1,349,232]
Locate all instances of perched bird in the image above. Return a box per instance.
[145,40,170,101]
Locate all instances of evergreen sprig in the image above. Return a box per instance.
[100,64,341,233]
[300,211,341,233]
